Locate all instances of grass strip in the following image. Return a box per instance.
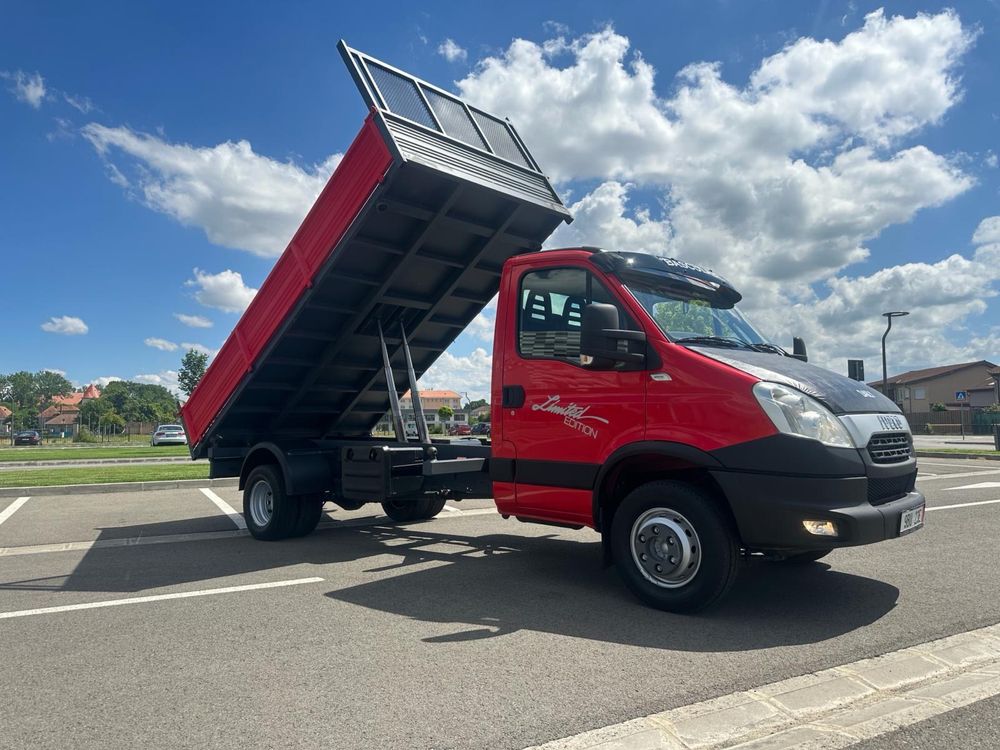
[0,463,209,488]
[0,445,189,462]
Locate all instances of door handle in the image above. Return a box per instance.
[502,385,525,408]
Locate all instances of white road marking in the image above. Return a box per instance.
[199,487,247,529]
[944,481,1000,492]
[917,469,1000,482]
[525,622,1000,750]
[0,577,325,620]
[0,496,29,526]
[927,499,1000,512]
[441,504,461,512]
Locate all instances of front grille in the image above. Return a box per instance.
[868,471,917,506]
[868,432,912,463]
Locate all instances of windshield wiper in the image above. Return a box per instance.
[675,335,752,350]
[747,342,788,356]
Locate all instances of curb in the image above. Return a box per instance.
[0,457,197,468]
[916,450,1000,461]
[0,477,239,498]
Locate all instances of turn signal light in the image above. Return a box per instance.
[803,520,837,537]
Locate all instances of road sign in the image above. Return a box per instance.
[847,359,865,382]
[955,391,968,401]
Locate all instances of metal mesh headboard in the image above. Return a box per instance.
[339,41,541,173]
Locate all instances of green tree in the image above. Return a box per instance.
[178,349,209,397]
[101,381,178,424]
[35,370,73,404]
[466,398,487,411]
[437,405,454,423]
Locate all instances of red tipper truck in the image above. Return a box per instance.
[181,43,925,612]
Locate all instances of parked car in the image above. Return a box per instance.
[471,422,491,436]
[448,424,472,436]
[151,424,187,446]
[13,430,41,446]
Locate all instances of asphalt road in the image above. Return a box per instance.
[1,458,999,749]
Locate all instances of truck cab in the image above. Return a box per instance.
[490,248,924,611]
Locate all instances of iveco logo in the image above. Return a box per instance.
[877,415,904,431]
[856,389,875,399]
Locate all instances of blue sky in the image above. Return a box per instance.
[2,1,999,400]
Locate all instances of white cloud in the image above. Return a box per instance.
[2,70,46,108]
[174,313,213,328]
[93,376,122,387]
[447,13,992,379]
[464,297,497,342]
[548,182,671,253]
[180,342,218,357]
[81,123,342,257]
[185,268,257,313]
[972,216,1000,246]
[457,12,974,287]
[438,39,468,63]
[135,370,180,395]
[42,368,66,376]
[986,151,999,169]
[41,315,88,335]
[418,348,492,403]
[144,337,179,352]
[63,92,94,113]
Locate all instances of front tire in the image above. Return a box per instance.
[611,481,738,613]
[381,496,447,523]
[243,465,298,540]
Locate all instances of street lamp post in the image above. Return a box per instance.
[881,311,910,403]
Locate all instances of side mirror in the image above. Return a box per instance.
[580,303,646,368]
[791,337,808,362]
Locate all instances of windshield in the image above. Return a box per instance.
[626,282,774,350]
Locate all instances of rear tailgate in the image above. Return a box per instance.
[181,42,570,459]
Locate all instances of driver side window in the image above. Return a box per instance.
[517,267,621,362]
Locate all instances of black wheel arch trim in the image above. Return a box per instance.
[591,441,723,530]
[239,441,333,496]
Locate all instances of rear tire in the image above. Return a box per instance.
[611,481,738,613]
[291,494,324,537]
[243,465,298,541]
[381,496,447,523]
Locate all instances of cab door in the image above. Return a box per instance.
[499,265,646,526]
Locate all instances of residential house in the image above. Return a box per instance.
[470,403,492,422]
[869,360,999,414]
[38,384,102,437]
[0,405,10,436]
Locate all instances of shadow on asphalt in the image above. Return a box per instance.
[9,518,898,649]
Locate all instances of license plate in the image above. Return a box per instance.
[899,506,924,535]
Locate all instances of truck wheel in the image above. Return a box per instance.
[291,495,324,538]
[611,481,738,613]
[381,496,447,523]
[244,465,298,540]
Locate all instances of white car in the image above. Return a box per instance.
[151,424,187,446]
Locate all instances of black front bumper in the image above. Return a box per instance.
[710,470,925,551]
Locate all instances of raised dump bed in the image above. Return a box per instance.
[181,42,571,459]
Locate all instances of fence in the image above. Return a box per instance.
[906,409,1000,436]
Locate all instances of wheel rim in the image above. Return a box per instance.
[249,479,274,528]
[630,508,702,589]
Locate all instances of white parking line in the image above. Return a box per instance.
[199,487,247,529]
[927,499,1000,512]
[0,576,324,620]
[0,496,29,526]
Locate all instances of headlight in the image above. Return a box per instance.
[753,382,854,448]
